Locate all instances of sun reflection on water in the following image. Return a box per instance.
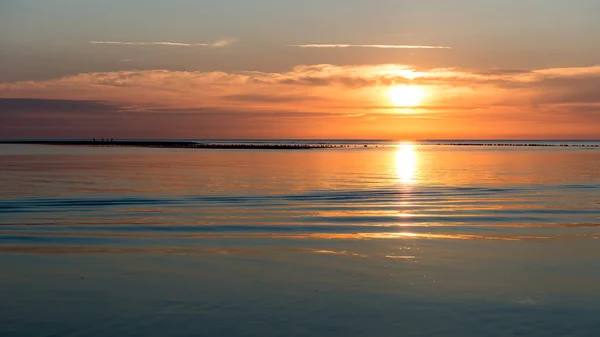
[395,143,418,183]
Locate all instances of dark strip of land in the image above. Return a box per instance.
[432,142,599,147]
[0,140,598,149]
[0,140,350,149]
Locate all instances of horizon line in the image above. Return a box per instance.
[2,138,599,142]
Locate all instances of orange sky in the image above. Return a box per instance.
[2,64,600,139]
[1,1,600,139]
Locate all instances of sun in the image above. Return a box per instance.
[387,85,426,107]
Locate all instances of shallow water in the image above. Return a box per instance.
[1,143,600,336]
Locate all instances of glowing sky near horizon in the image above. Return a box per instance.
[1,0,600,139]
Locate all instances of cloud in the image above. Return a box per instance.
[2,64,600,123]
[0,98,123,114]
[288,44,451,49]
[90,38,236,47]
[0,98,372,139]
[222,94,320,103]
[210,39,237,47]
[0,98,332,118]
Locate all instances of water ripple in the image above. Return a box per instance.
[1,184,598,248]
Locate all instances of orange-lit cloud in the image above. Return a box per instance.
[1,64,600,139]
[2,64,600,110]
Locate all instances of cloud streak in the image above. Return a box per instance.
[90,38,236,47]
[288,44,452,49]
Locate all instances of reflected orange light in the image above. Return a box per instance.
[395,143,417,183]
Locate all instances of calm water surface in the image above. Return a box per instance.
[1,143,599,336]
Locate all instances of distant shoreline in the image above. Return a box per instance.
[0,140,343,150]
[0,140,598,149]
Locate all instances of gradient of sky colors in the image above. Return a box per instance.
[1,0,600,139]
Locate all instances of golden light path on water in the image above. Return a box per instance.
[395,143,418,184]
[393,143,419,231]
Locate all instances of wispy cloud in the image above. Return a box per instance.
[90,38,236,47]
[288,44,451,49]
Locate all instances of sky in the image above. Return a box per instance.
[1,0,600,139]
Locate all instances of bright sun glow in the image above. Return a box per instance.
[387,85,426,107]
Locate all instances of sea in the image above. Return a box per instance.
[1,140,599,336]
